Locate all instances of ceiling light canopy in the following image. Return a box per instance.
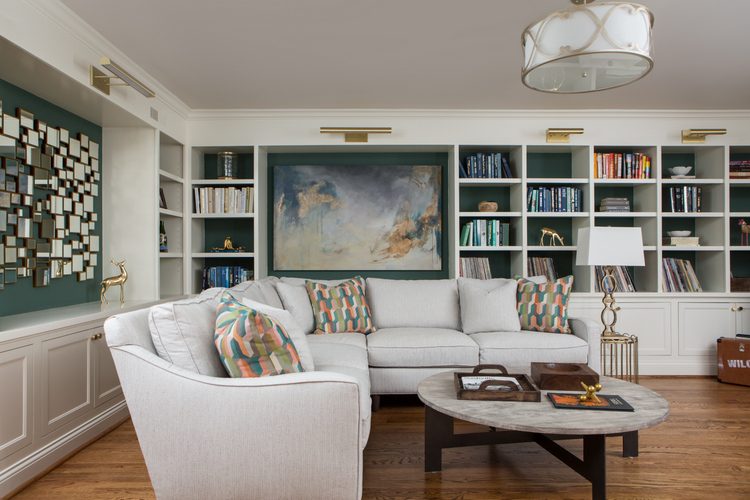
[522,0,654,93]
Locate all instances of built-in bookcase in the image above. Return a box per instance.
[189,147,256,293]
[729,146,750,289]
[158,133,185,298]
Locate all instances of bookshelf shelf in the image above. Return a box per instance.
[662,246,724,252]
[526,178,588,184]
[192,213,255,219]
[661,178,724,185]
[459,178,521,186]
[729,179,750,185]
[159,208,183,218]
[729,246,750,251]
[192,252,256,258]
[594,211,656,218]
[459,246,522,252]
[594,179,656,186]
[526,212,589,218]
[159,252,183,259]
[459,211,522,218]
[159,169,183,184]
[191,179,255,186]
[661,212,724,218]
[526,245,576,251]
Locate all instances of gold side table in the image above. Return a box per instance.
[601,333,639,383]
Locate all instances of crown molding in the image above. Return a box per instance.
[188,108,750,121]
[25,0,191,120]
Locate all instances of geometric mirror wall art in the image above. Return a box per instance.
[0,98,100,289]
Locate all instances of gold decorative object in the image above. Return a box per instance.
[539,227,564,246]
[546,128,584,143]
[100,259,128,304]
[681,128,727,144]
[478,201,498,212]
[320,127,392,143]
[578,381,603,402]
[211,236,246,253]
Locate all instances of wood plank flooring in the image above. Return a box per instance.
[12,377,750,499]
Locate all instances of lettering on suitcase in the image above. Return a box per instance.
[727,359,750,368]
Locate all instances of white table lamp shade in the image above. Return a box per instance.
[576,227,645,266]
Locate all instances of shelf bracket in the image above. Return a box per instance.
[320,127,392,143]
[546,128,584,144]
[681,129,727,144]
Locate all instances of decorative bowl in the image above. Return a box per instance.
[667,230,692,237]
[478,201,498,212]
[669,166,693,176]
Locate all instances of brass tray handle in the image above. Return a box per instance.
[471,364,509,375]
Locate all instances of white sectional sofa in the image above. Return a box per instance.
[104,276,599,500]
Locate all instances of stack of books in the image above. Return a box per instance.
[594,152,652,179]
[666,186,702,212]
[527,257,557,282]
[730,160,750,179]
[460,220,510,247]
[595,266,636,293]
[663,236,700,247]
[202,266,253,289]
[193,186,254,215]
[662,258,702,292]
[527,187,583,212]
[459,153,512,178]
[459,257,492,279]
[599,197,631,212]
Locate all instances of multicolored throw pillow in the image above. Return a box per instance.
[214,292,304,377]
[517,275,574,334]
[305,277,376,334]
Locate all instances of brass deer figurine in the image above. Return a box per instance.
[100,259,128,304]
[540,227,565,246]
[739,219,750,246]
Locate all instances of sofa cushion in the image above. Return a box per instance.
[229,277,283,309]
[517,275,574,334]
[214,292,303,377]
[307,333,368,371]
[366,278,460,330]
[241,297,315,372]
[366,327,478,368]
[306,277,375,334]
[470,331,588,370]
[458,278,521,334]
[275,277,356,334]
[147,288,227,377]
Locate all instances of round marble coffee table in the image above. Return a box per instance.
[417,371,669,500]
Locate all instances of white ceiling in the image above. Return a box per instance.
[61,0,750,110]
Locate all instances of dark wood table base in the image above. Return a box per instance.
[425,406,639,500]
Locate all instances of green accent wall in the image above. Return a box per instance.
[0,79,102,317]
[267,152,449,280]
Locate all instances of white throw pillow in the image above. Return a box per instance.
[275,281,316,334]
[241,297,315,372]
[458,278,521,334]
[148,289,226,376]
[230,277,284,309]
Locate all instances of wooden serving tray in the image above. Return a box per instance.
[530,362,600,391]
[454,365,541,402]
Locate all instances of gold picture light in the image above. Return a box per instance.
[681,128,727,144]
[320,127,392,143]
[90,57,156,98]
[546,128,584,143]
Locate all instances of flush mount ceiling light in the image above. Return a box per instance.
[90,57,156,98]
[522,0,654,93]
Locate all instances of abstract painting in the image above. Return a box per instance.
[274,164,442,270]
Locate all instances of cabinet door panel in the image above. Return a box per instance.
[615,302,672,356]
[94,332,122,406]
[41,330,92,435]
[735,303,750,335]
[0,345,33,460]
[679,303,734,357]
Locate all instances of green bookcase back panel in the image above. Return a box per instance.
[267,152,449,280]
[459,186,511,212]
[203,153,254,180]
[203,218,254,252]
[0,79,102,317]
[730,187,750,212]
[662,218,697,236]
[731,252,750,279]
[527,218,572,246]
[527,152,572,178]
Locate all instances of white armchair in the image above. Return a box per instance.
[104,308,365,500]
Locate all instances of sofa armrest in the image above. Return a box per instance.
[569,317,601,373]
[110,345,363,500]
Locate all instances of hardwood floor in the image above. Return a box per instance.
[12,377,750,499]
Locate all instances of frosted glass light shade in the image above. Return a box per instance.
[576,227,645,266]
[522,2,654,93]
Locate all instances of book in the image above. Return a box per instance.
[662,258,702,292]
[595,265,636,292]
[460,220,510,247]
[459,257,492,279]
[462,153,512,179]
[527,186,583,213]
[663,236,700,246]
[594,152,651,179]
[193,186,254,214]
[527,257,557,282]
[202,266,252,289]
[547,393,635,411]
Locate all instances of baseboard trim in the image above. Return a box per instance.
[0,401,129,499]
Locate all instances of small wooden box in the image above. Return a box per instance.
[717,337,750,386]
[530,362,600,391]
[454,365,541,402]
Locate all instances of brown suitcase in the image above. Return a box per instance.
[717,337,750,386]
